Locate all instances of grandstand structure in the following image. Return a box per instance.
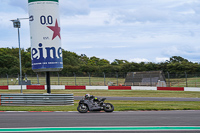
[125,71,166,86]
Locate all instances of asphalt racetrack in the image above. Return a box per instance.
[0,111,200,132]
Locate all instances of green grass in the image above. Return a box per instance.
[1,90,200,111]
[169,77,200,87]
[1,90,200,98]
[0,77,125,86]
[2,76,200,87]
[112,101,200,111]
[1,101,200,111]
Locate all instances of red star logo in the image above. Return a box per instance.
[47,19,61,40]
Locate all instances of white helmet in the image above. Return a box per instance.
[85,94,90,98]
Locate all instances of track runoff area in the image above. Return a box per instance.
[0,126,200,132]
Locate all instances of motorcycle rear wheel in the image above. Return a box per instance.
[77,104,88,113]
[103,103,114,112]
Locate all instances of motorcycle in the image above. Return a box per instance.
[77,95,114,113]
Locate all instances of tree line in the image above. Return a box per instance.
[0,47,200,76]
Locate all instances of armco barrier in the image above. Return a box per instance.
[157,87,184,91]
[108,86,131,90]
[0,94,74,106]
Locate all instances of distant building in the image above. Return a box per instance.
[125,71,166,87]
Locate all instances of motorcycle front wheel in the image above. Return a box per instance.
[103,103,114,112]
[77,104,88,113]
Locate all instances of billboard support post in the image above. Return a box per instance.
[46,72,51,94]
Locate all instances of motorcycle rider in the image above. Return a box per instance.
[85,94,99,102]
[77,94,114,113]
[85,94,91,99]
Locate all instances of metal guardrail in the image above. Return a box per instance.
[0,94,74,106]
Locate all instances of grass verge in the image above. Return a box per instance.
[0,90,200,98]
[1,90,200,111]
[0,100,200,111]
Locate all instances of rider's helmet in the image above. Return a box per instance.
[85,94,90,99]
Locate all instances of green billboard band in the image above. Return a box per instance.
[28,0,58,3]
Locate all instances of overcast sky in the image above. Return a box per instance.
[0,0,200,63]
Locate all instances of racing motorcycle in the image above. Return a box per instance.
[77,94,114,113]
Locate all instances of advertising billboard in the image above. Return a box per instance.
[28,0,63,72]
